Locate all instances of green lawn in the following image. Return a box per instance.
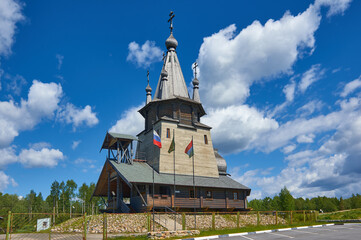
[318,209,361,220]
[109,222,326,240]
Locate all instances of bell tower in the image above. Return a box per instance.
[136,12,219,178]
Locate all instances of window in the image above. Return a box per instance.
[206,190,212,199]
[160,186,168,195]
[166,128,170,138]
[189,189,196,198]
[233,192,238,200]
[204,135,208,144]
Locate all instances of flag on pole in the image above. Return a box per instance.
[184,140,194,158]
[153,130,162,148]
[168,136,175,153]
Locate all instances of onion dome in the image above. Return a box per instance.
[145,83,152,93]
[214,149,227,175]
[192,77,199,87]
[165,33,178,50]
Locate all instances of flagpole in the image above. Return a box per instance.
[152,127,156,232]
[192,135,196,229]
[152,144,155,232]
[173,129,176,230]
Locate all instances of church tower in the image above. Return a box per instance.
[93,12,250,213]
[136,15,219,178]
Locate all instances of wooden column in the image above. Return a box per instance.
[116,177,120,211]
[107,171,111,201]
[225,190,228,209]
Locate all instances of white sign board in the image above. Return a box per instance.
[37,218,51,232]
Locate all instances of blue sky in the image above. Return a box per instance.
[0,0,361,200]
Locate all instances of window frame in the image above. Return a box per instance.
[189,189,197,199]
[205,190,213,200]
[204,135,208,144]
[233,191,239,200]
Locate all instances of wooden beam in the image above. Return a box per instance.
[117,176,120,210]
[107,171,111,201]
[134,184,147,206]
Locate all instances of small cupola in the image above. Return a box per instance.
[214,149,227,175]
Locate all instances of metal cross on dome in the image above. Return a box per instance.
[168,11,175,33]
[147,70,150,84]
[193,62,198,78]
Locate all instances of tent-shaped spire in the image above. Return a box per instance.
[153,32,190,100]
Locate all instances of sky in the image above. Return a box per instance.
[0,0,360,200]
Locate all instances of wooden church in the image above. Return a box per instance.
[92,14,251,213]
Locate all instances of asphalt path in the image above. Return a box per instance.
[223,224,361,240]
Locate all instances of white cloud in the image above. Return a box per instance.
[0,0,24,57]
[315,0,352,17]
[0,170,17,191]
[297,134,315,143]
[57,103,99,130]
[233,97,361,199]
[283,79,296,102]
[341,75,361,97]
[109,104,144,136]
[72,140,81,150]
[3,73,27,95]
[18,147,64,168]
[56,54,64,70]
[256,98,360,152]
[282,144,296,154]
[297,100,324,116]
[126,40,162,68]
[0,146,17,169]
[28,142,51,150]
[198,4,321,107]
[0,80,63,147]
[299,64,325,93]
[203,105,278,154]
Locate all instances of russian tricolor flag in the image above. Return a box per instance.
[185,140,194,158]
[153,130,162,148]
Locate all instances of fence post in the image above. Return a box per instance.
[83,213,87,240]
[103,213,107,240]
[275,211,278,225]
[257,211,260,226]
[303,210,306,223]
[147,213,151,232]
[182,213,185,230]
[290,211,293,225]
[212,212,215,230]
[5,211,11,240]
[237,212,240,228]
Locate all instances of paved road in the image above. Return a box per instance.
[224,224,361,240]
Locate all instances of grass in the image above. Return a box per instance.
[318,209,361,220]
[109,222,325,240]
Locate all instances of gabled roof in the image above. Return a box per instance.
[100,132,138,151]
[108,160,251,192]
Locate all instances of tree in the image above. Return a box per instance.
[50,180,60,212]
[279,187,295,211]
[59,181,66,213]
[78,183,89,214]
[66,180,78,214]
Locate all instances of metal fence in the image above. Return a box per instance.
[1,210,317,239]
[3,211,85,240]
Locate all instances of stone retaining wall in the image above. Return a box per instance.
[148,230,200,239]
[51,213,287,234]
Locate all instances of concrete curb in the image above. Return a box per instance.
[183,224,335,240]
